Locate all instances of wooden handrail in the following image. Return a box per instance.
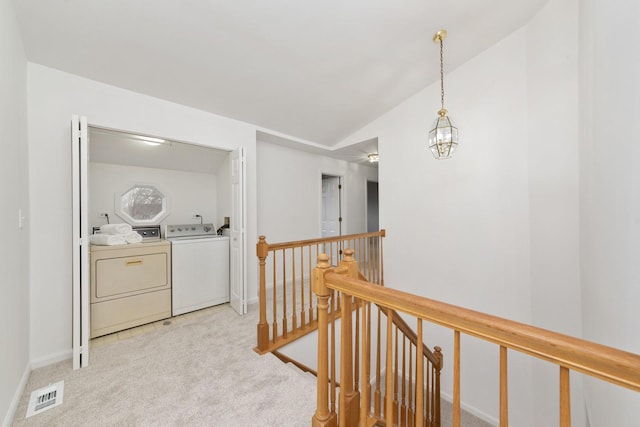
[313,251,443,427]
[255,231,386,354]
[265,230,386,251]
[323,272,640,392]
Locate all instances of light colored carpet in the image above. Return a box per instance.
[12,304,317,427]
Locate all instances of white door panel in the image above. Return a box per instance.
[71,115,90,369]
[321,175,341,238]
[230,147,247,315]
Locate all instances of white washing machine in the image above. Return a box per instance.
[166,223,229,316]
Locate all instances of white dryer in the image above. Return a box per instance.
[165,223,229,316]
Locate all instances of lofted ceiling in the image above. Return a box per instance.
[14,0,548,148]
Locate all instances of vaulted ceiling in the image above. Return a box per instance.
[14,0,548,146]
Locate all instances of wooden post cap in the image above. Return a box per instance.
[317,253,331,268]
[342,248,355,261]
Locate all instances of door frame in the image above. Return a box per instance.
[72,119,248,368]
[320,172,345,237]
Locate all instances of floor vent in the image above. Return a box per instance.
[26,381,64,418]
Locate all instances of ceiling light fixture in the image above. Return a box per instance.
[368,153,379,163]
[134,135,167,146]
[428,30,459,160]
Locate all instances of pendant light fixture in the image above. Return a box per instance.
[428,30,459,160]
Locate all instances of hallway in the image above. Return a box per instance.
[12,304,316,426]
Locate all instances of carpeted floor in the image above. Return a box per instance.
[11,302,494,427]
[11,304,317,427]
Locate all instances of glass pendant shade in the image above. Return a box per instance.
[428,109,458,159]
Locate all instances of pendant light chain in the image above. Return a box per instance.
[439,37,445,111]
[428,29,458,160]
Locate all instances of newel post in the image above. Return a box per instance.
[312,254,336,427]
[256,236,269,352]
[434,346,443,427]
[338,249,360,426]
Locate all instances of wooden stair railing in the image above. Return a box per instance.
[255,230,385,354]
[314,250,442,427]
[312,252,640,427]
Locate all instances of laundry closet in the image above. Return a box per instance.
[87,127,232,338]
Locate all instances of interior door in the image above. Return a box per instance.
[230,147,247,315]
[321,175,342,237]
[71,114,90,369]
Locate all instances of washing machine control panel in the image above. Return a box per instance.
[165,223,218,239]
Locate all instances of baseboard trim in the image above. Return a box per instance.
[30,349,72,369]
[2,361,31,427]
[440,390,499,426]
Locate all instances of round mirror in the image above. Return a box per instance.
[115,184,169,225]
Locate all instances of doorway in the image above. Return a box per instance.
[366,180,379,232]
[321,174,342,238]
[72,118,247,368]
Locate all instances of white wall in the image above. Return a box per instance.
[27,64,259,364]
[335,1,594,420]
[257,140,378,243]
[89,162,218,230]
[579,0,640,425]
[525,0,585,425]
[0,0,30,424]
[339,27,538,425]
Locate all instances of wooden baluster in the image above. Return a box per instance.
[401,335,407,427]
[312,253,336,427]
[408,343,414,426]
[560,367,571,427]
[339,291,354,426]
[359,238,364,280]
[291,247,297,332]
[256,236,269,351]
[385,311,394,427]
[355,298,361,396]
[434,346,442,427]
[331,298,337,417]
[373,236,378,285]
[300,246,306,327]
[415,320,424,426]
[350,239,355,265]
[360,301,371,427]
[374,306,382,416]
[453,331,461,427]
[393,325,399,424]
[309,245,315,323]
[339,249,360,426]
[431,361,436,427]
[427,359,432,427]
[282,249,288,338]
[500,346,508,427]
[423,354,432,424]
[272,251,278,343]
[380,230,385,286]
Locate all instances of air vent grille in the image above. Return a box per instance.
[26,381,64,418]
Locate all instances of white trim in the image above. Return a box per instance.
[2,362,31,427]
[30,349,73,370]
